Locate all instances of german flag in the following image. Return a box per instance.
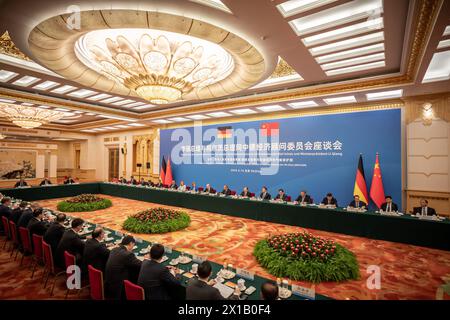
[353,154,369,204]
[160,156,167,183]
[217,126,232,138]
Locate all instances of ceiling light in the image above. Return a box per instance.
[443,26,450,36]
[316,43,385,64]
[288,101,318,109]
[21,103,34,106]
[289,0,383,36]
[114,125,130,129]
[87,93,112,101]
[325,60,385,76]
[68,89,97,98]
[37,105,51,109]
[0,98,16,103]
[366,89,403,101]
[310,32,384,56]
[33,81,60,90]
[12,75,40,87]
[75,28,234,104]
[256,105,286,112]
[186,114,210,120]
[422,51,450,83]
[100,97,124,104]
[189,0,232,13]
[112,99,136,106]
[153,119,172,124]
[277,0,338,18]
[230,108,257,115]
[321,53,385,70]
[0,104,68,129]
[0,70,18,82]
[122,102,146,108]
[323,96,356,105]
[437,39,450,50]
[302,17,384,47]
[133,104,156,110]
[54,108,70,112]
[128,123,146,127]
[206,111,232,117]
[97,115,136,121]
[81,129,96,133]
[0,134,7,139]
[168,117,190,122]
[73,111,84,114]
[85,113,96,116]
[101,126,118,130]
[252,73,303,89]
[51,85,77,94]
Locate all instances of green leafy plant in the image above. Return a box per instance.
[123,207,191,234]
[253,232,360,283]
[57,194,112,212]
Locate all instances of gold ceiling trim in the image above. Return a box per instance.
[270,58,297,79]
[0,31,30,61]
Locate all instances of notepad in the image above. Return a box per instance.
[214,283,234,299]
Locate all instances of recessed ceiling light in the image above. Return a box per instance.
[111,99,136,106]
[73,110,84,114]
[168,117,190,122]
[85,113,96,116]
[0,98,16,103]
[37,105,51,109]
[21,103,34,106]
[325,60,385,76]
[101,126,118,130]
[321,53,385,70]
[277,0,338,18]
[128,123,146,127]
[251,73,303,88]
[68,89,97,98]
[87,93,112,101]
[133,104,156,110]
[443,26,450,36]
[256,105,286,112]
[100,96,124,104]
[54,108,70,112]
[230,108,257,115]
[310,32,384,56]
[122,102,146,108]
[189,0,232,13]
[302,17,384,47]
[97,114,136,121]
[422,51,450,83]
[92,128,108,131]
[12,75,40,87]
[114,125,130,129]
[33,80,60,90]
[316,43,385,64]
[81,129,96,133]
[186,114,210,120]
[366,89,403,101]
[51,85,77,94]
[153,119,172,124]
[288,101,319,109]
[437,39,450,50]
[0,70,18,82]
[323,96,357,105]
[206,111,232,118]
[289,0,383,36]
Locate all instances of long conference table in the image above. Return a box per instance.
[1,182,450,251]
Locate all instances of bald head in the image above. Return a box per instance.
[91,227,105,240]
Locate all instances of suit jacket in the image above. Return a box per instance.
[130,179,138,185]
[64,178,75,184]
[105,245,142,300]
[119,178,127,184]
[27,217,49,237]
[412,206,436,216]
[296,194,312,204]
[169,184,178,189]
[259,192,271,200]
[56,229,85,267]
[83,238,110,273]
[0,204,12,233]
[240,191,251,197]
[17,209,33,229]
[14,181,28,188]
[39,179,52,186]
[321,197,338,206]
[275,194,288,201]
[137,259,182,300]
[186,278,224,300]
[349,200,367,208]
[140,181,149,186]
[10,207,23,225]
[221,189,232,196]
[380,202,398,212]
[204,187,214,194]
[43,222,66,257]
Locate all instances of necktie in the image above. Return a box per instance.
[422,207,425,215]
[388,204,391,212]
[356,201,359,207]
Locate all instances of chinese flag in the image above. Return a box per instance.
[260,122,279,136]
[353,154,369,204]
[370,153,385,208]
[164,157,173,186]
[160,156,166,183]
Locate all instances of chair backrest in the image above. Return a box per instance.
[198,187,204,192]
[18,227,32,254]
[64,251,76,276]
[2,216,10,238]
[124,280,145,300]
[186,186,191,191]
[230,190,236,195]
[42,240,55,273]
[250,192,255,197]
[32,234,43,260]
[8,220,18,244]
[286,196,292,202]
[163,184,168,188]
[88,265,105,300]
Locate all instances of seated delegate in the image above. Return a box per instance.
[412,199,436,216]
[220,185,232,196]
[380,196,398,212]
[14,178,28,188]
[295,190,312,204]
[274,189,288,202]
[348,195,367,209]
[240,187,252,197]
[321,193,338,207]
[259,186,271,200]
[178,181,187,191]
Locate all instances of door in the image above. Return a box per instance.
[108,148,119,181]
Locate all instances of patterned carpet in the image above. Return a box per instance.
[2,194,450,300]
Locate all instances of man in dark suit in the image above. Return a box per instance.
[0,197,12,234]
[56,218,85,268]
[139,178,149,186]
[240,187,251,198]
[11,201,28,225]
[186,261,240,300]
[220,185,232,196]
[295,190,312,204]
[64,176,75,184]
[413,199,437,216]
[203,184,214,194]
[321,193,338,207]
[43,213,67,258]
[39,177,52,186]
[349,195,367,209]
[168,180,178,190]
[14,178,28,188]
[380,196,398,212]
[274,189,288,201]
[27,208,49,237]
[129,176,138,185]
[261,281,279,301]
[17,203,37,229]
[83,228,110,273]
[137,244,182,300]
[118,177,127,184]
[105,235,142,300]
[259,186,271,200]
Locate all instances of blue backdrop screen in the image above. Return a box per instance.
[160,109,402,208]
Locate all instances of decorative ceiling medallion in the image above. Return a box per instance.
[75,29,235,104]
[0,104,68,129]
[270,58,297,79]
[0,31,31,61]
[28,10,267,105]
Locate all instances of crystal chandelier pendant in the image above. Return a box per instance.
[0,104,68,129]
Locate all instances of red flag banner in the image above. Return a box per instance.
[370,153,385,208]
[164,157,173,186]
[260,122,279,136]
[353,154,369,204]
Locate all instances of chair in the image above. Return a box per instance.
[163,184,169,188]
[250,192,255,197]
[88,265,105,300]
[31,234,43,278]
[64,251,77,298]
[230,190,236,196]
[124,280,145,300]
[2,216,10,250]
[186,186,191,191]
[42,240,65,296]
[198,187,204,192]
[286,196,292,202]
[9,220,19,259]
[18,227,33,266]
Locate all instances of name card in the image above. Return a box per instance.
[192,255,206,263]
[292,284,315,300]
[164,246,173,254]
[236,268,254,281]
[115,231,123,237]
[135,237,143,244]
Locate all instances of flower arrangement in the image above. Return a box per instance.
[57,194,112,212]
[123,207,190,234]
[254,232,359,283]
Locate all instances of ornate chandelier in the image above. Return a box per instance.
[75,29,235,104]
[0,104,68,129]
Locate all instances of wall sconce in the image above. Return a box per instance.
[422,102,434,126]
